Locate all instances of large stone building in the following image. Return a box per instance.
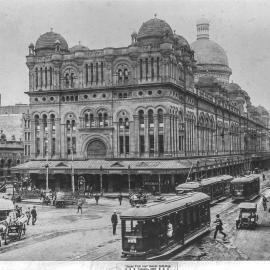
[13,16,270,193]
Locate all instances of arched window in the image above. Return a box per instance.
[35,68,38,89]
[45,67,48,87]
[90,113,94,127]
[84,112,89,128]
[151,57,154,80]
[104,113,108,127]
[96,63,99,83]
[49,67,53,86]
[90,63,93,84]
[65,73,69,87]
[85,64,89,84]
[125,118,129,130]
[148,109,154,128]
[101,62,104,83]
[50,114,55,132]
[98,113,103,127]
[70,73,74,87]
[139,110,144,127]
[124,69,128,82]
[118,117,129,155]
[158,109,164,127]
[34,115,40,131]
[42,115,48,133]
[40,68,43,87]
[118,69,123,83]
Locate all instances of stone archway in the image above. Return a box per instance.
[86,139,107,158]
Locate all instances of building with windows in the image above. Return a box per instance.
[13,17,270,193]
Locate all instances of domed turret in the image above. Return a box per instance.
[137,15,174,45]
[35,28,69,55]
[191,19,232,84]
[70,41,90,53]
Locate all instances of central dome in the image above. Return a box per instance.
[191,39,229,66]
[137,17,173,41]
[35,30,69,54]
[191,19,231,84]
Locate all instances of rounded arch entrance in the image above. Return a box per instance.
[86,139,107,158]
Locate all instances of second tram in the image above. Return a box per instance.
[120,192,210,259]
[230,174,260,201]
[175,175,233,203]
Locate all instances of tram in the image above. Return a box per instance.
[230,174,260,201]
[120,192,210,259]
[175,175,233,203]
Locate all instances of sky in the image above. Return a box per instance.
[0,0,270,109]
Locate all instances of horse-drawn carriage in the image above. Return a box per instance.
[129,190,147,207]
[0,199,27,246]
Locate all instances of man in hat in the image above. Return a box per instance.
[111,210,118,235]
[31,206,37,225]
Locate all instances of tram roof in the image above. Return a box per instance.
[120,192,210,219]
[231,174,260,183]
[238,202,257,210]
[175,175,233,190]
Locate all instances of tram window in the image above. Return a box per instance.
[193,206,200,228]
[199,203,209,224]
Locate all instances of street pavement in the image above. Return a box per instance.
[1,174,270,260]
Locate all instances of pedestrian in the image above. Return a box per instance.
[111,210,118,235]
[118,193,123,206]
[31,206,37,225]
[94,193,100,205]
[263,174,266,181]
[213,214,227,240]
[77,198,83,214]
[25,207,31,225]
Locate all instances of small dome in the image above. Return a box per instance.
[228,82,242,92]
[70,44,89,53]
[29,43,34,48]
[174,34,190,48]
[137,17,173,41]
[196,18,210,26]
[35,30,69,54]
[191,39,229,66]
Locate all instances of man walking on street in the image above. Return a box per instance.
[94,193,100,205]
[118,193,123,206]
[77,198,83,214]
[111,210,118,235]
[31,206,37,225]
[25,207,31,225]
[213,214,227,240]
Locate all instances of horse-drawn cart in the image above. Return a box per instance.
[0,199,27,246]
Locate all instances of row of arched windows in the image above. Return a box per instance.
[35,67,53,89]
[139,57,160,81]
[85,62,104,85]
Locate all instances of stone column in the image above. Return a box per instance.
[133,115,139,157]
[154,114,159,157]
[164,114,170,156]
[30,119,36,158]
[175,117,179,156]
[113,122,118,157]
[61,122,67,159]
[40,121,44,158]
[129,121,135,157]
[144,116,149,155]
[48,119,52,158]
[55,118,61,159]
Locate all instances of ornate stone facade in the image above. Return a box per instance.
[16,16,270,192]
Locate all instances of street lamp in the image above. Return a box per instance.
[45,132,49,192]
[100,165,103,195]
[128,165,131,193]
[69,124,75,193]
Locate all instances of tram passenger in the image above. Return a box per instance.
[213,214,227,240]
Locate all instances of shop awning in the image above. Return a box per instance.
[11,155,246,175]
